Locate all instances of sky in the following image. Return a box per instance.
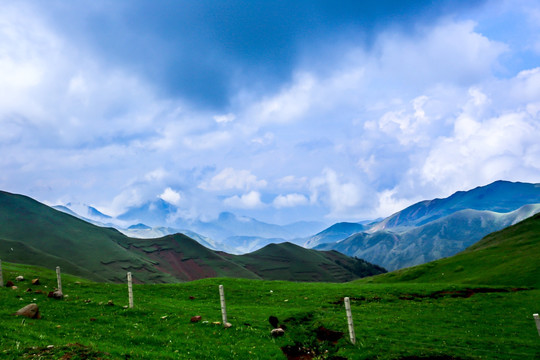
[1,0,540,225]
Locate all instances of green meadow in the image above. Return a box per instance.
[1,261,538,359]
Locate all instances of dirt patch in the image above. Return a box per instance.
[329,296,382,305]
[395,356,468,360]
[398,287,530,301]
[22,343,110,359]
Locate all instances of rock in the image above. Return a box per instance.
[6,280,14,287]
[15,276,24,282]
[271,328,285,337]
[11,286,18,290]
[25,288,33,293]
[31,278,40,285]
[190,316,202,323]
[48,290,63,299]
[224,322,232,328]
[107,300,114,306]
[14,303,41,319]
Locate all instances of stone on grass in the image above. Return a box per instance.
[15,276,24,282]
[6,280,14,287]
[224,322,232,328]
[271,328,285,337]
[48,290,63,299]
[14,303,41,319]
[32,278,40,285]
[191,316,202,323]
[11,286,18,290]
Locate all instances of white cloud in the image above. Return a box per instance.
[310,169,363,217]
[145,168,168,182]
[199,168,267,191]
[213,113,235,124]
[273,193,309,208]
[159,187,182,206]
[420,81,540,193]
[224,191,264,209]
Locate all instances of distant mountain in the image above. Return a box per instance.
[303,222,367,248]
[370,180,540,232]
[118,225,220,250]
[315,181,540,271]
[362,211,540,287]
[0,190,381,283]
[115,202,326,252]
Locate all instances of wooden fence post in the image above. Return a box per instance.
[534,314,540,336]
[344,297,356,344]
[56,266,62,293]
[0,259,3,287]
[219,284,227,325]
[127,272,134,308]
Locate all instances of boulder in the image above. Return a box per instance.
[14,303,41,319]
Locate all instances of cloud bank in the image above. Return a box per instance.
[1,0,539,225]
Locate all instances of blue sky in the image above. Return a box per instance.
[1,0,540,225]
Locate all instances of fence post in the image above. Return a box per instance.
[127,272,134,308]
[344,297,356,344]
[219,284,227,326]
[0,259,3,287]
[534,314,540,336]
[56,266,62,293]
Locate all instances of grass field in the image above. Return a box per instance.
[1,262,539,359]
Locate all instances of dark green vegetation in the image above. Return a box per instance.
[1,262,538,359]
[362,212,540,288]
[315,180,540,270]
[0,191,384,283]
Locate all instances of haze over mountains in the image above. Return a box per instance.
[0,190,384,283]
[5,180,540,278]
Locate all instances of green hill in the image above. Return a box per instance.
[0,190,381,283]
[361,212,540,287]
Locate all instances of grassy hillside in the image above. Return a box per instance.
[361,212,540,287]
[0,262,538,359]
[225,242,385,282]
[0,191,170,283]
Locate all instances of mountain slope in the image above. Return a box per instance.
[361,212,540,287]
[0,190,379,283]
[318,204,540,270]
[0,191,171,283]
[227,242,386,282]
[371,180,540,231]
[303,222,366,248]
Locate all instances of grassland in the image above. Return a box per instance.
[1,262,539,359]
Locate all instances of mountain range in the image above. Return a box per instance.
[54,202,326,254]
[311,180,540,270]
[0,190,384,283]
[18,180,540,273]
